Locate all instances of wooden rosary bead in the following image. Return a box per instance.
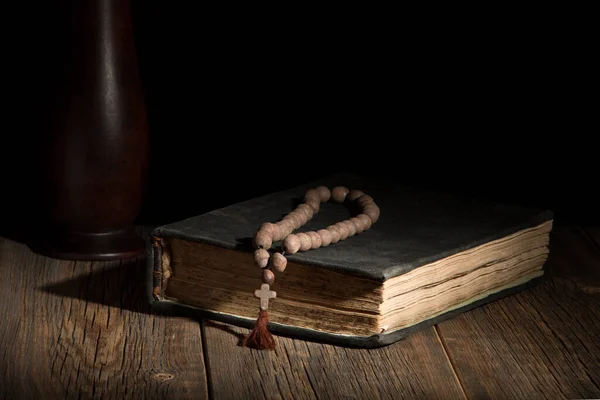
[285,218,299,233]
[304,189,321,205]
[334,222,350,240]
[272,229,287,242]
[283,234,301,254]
[347,190,365,202]
[342,220,357,237]
[253,231,273,250]
[306,198,320,213]
[364,205,380,223]
[317,229,332,246]
[297,232,312,251]
[308,231,322,249]
[277,219,295,237]
[254,249,270,268]
[285,211,306,229]
[350,217,365,234]
[327,225,342,243]
[266,221,285,241]
[262,269,275,285]
[281,214,298,230]
[296,203,314,220]
[331,186,349,203]
[360,201,375,211]
[293,215,308,230]
[356,194,374,208]
[315,186,331,202]
[357,214,372,230]
[297,202,314,216]
[270,253,287,273]
[294,211,310,227]
[259,222,278,238]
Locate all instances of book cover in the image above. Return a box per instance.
[147,173,553,348]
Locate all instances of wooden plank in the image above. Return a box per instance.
[0,235,208,400]
[202,320,466,400]
[436,227,600,399]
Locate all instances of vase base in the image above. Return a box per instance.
[31,229,146,261]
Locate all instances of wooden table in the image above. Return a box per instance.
[1,226,599,399]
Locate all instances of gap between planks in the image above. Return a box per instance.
[200,320,214,400]
[433,325,468,400]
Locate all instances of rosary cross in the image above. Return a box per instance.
[255,284,276,310]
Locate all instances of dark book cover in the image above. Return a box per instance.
[147,173,553,347]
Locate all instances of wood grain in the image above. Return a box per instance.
[201,320,466,400]
[0,235,208,400]
[436,227,600,399]
[2,225,599,399]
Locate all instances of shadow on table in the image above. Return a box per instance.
[38,256,251,345]
[38,256,161,315]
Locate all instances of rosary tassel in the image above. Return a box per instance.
[242,310,276,350]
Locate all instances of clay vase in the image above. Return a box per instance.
[37,0,148,260]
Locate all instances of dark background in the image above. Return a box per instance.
[2,3,597,239]
[129,4,597,227]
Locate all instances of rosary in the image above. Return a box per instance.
[243,185,380,350]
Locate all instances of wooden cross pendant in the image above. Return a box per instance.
[254,284,276,311]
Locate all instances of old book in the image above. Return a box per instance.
[147,173,553,348]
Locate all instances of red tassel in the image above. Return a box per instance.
[242,310,276,350]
